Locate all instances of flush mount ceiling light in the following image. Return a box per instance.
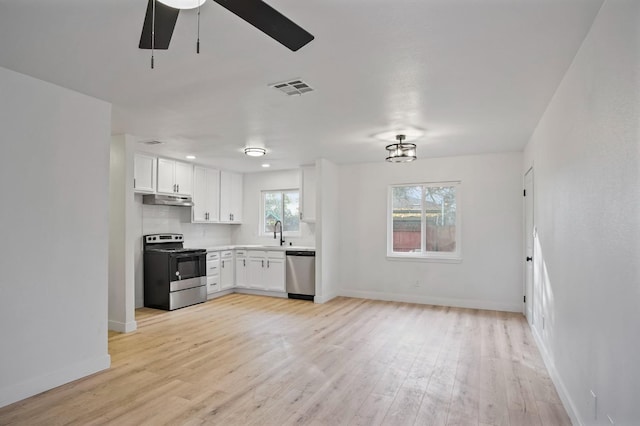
[185,155,196,160]
[157,0,206,9]
[244,147,267,157]
[385,134,417,163]
[261,163,271,168]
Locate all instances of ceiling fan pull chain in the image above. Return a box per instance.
[151,0,156,69]
[197,1,201,54]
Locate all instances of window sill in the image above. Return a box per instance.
[386,253,462,264]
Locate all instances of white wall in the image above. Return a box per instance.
[232,169,315,247]
[523,1,640,424]
[338,152,524,312]
[315,159,340,303]
[109,135,137,332]
[0,66,112,407]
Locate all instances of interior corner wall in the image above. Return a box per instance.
[337,152,524,312]
[0,66,112,407]
[315,159,340,303]
[522,1,640,424]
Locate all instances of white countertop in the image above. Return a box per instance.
[201,244,315,252]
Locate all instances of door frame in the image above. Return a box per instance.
[524,167,534,325]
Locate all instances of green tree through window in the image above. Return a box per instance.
[263,190,300,234]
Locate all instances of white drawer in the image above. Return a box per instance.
[207,252,220,262]
[221,250,233,258]
[267,251,285,259]
[248,250,266,258]
[207,260,220,276]
[235,250,246,257]
[207,275,220,294]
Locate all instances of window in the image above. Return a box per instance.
[388,182,461,260]
[261,190,300,236]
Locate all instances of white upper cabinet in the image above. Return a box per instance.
[300,165,316,223]
[192,166,220,223]
[157,158,193,196]
[133,153,156,193]
[220,171,243,223]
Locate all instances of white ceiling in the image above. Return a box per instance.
[0,0,603,172]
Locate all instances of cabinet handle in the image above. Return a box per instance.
[177,184,180,193]
[222,260,224,268]
[243,259,246,267]
[300,212,302,220]
[134,178,136,188]
[267,260,270,268]
[262,260,264,268]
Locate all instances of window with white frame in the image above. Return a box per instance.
[261,190,300,236]
[387,182,461,260]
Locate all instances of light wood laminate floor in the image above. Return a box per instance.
[0,294,570,425]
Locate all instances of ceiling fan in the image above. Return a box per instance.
[138,0,314,54]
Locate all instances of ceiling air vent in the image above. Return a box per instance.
[270,79,314,96]
[140,140,164,145]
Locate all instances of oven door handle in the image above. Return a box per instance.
[172,253,204,259]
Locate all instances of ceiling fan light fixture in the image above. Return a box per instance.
[244,147,267,157]
[385,134,417,163]
[157,0,206,9]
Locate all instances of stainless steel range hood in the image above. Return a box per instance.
[142,194,194,207]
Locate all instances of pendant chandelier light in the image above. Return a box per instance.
[385,134,417,163]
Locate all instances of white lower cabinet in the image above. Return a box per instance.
[235,250,247,288]
[206,251,220,295]
[220,251,234,290]
[245,250,285,292]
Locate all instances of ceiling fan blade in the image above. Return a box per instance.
[212,0,314,51]
[139,0,180,50]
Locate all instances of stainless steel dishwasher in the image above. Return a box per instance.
[286,250,315,301]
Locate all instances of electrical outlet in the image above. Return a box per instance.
[607,415,614,424]
[590,390,597,420]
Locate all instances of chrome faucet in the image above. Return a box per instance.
[274,220,284,246]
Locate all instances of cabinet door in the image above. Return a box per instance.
[264,257,285,292]
[220,171,243,223]
[230,172,243,222]
[157,158,176,194]
[192,166,208,222]
[300,165,316,223]
[220,256,234,290]
[235,257,247,288]
[247,258,264,289]
[219,171,232,222]
[174,161,193,196]
[134,154,156,193]
[206,168,220,222]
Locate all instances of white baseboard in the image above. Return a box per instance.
[338,289,522,313]
[207,289,234,300]
[314,292,338,304]
[234,288,288,298]
[0,354,111,409]
[108,319,137,333]
[530,327,582,426]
